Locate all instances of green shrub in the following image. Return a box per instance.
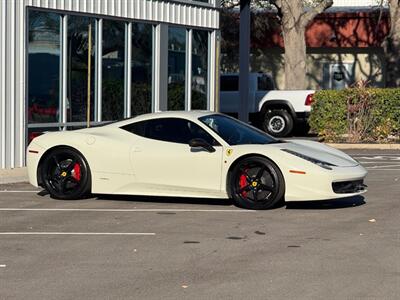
[309,87,400,143]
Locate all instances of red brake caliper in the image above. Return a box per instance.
[239,169,249,197]
[72,163,81,181]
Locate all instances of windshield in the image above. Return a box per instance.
[199,114,278,145]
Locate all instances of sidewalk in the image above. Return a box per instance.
[0,167,28,184]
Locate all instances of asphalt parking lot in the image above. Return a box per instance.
[0,150,399,300]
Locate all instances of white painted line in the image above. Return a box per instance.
[359,161,400,164]
[0,232,155,236]
[366,169,400,171]
[352,154,400,156]
[366,164,400,169]
[0,190,39,193]
[0,208,254,213]
[355,156,400,160]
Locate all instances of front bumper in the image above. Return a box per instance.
[332,179,367,194]
[284,164,368,202]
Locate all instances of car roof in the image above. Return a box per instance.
[106,110,219,128]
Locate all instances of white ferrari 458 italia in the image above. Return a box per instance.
[27,111,367,209]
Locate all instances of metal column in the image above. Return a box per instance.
[239,0,250,123]
[153,24,168,112]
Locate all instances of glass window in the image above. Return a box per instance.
[122,118,217,145]
[168,27,186,110]
[67,15,96,122]
[28,10,61,123]
[220,75,239,91]
[257,75,275,91]
[199,114,278,145]
[102,20,125,121]
[131,23,153,116]
[191,30,208,110]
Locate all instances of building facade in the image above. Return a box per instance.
[0,0,220,169]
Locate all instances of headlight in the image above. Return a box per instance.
[281,149,337,170]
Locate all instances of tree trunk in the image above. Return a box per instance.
[277,0,333,90]
[282,23,307,89]
[384,0,400,87]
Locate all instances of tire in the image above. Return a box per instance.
[262,109,293,137]
[40,147,91,200]
[230,156,285,210]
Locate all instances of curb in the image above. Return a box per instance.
[326,143,400,150]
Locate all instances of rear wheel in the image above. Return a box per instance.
[230,157,285,210]
[40,147,91,200]
[263,109,293,137]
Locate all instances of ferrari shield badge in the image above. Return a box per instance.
[226,149,233,156]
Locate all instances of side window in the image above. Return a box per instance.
[257,75,274,91]
[124,121,146,137]
[187,122,219,146]
[122,118,219,145]
[220,75,239,91]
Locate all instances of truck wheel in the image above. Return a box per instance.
[263,109,293,137]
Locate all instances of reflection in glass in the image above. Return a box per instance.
[28,10,60,123]
[192,30,208,110]
[168,27,186,110]
[102,20,125,121]
[67,15,96,122]
[131,23,153,116]
[28,127,61,144]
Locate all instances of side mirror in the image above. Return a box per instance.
[189,138,216,153]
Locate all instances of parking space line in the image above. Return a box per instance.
[366,164,400,169]
[0,208,255,212]
[366,169,400,171]
[0,190,39,193]
[0,232,155,236]
[359,161,400,164]
[348,153,398,157]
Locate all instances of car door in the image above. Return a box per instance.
[124,118,223,194]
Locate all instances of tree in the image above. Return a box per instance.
[221,0,333,89]
[383,0,400,87]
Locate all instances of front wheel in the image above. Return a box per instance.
[40,147,91,200]
[262,109,293,137]
[230,157,285,210]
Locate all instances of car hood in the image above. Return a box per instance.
[277,139,359,167]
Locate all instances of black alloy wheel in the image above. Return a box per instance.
[230,157,285,210]
[40,147,91,200]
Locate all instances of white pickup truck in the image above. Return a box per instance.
[219,73,315,137]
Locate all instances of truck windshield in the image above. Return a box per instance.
[199,114,278,145]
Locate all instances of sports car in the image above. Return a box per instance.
[27,111,367,209]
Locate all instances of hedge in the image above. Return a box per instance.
[309,87,400,143]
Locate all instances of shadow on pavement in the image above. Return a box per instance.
[95,194,234,206]
[285,195,366,210]
[36,189,365,210]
